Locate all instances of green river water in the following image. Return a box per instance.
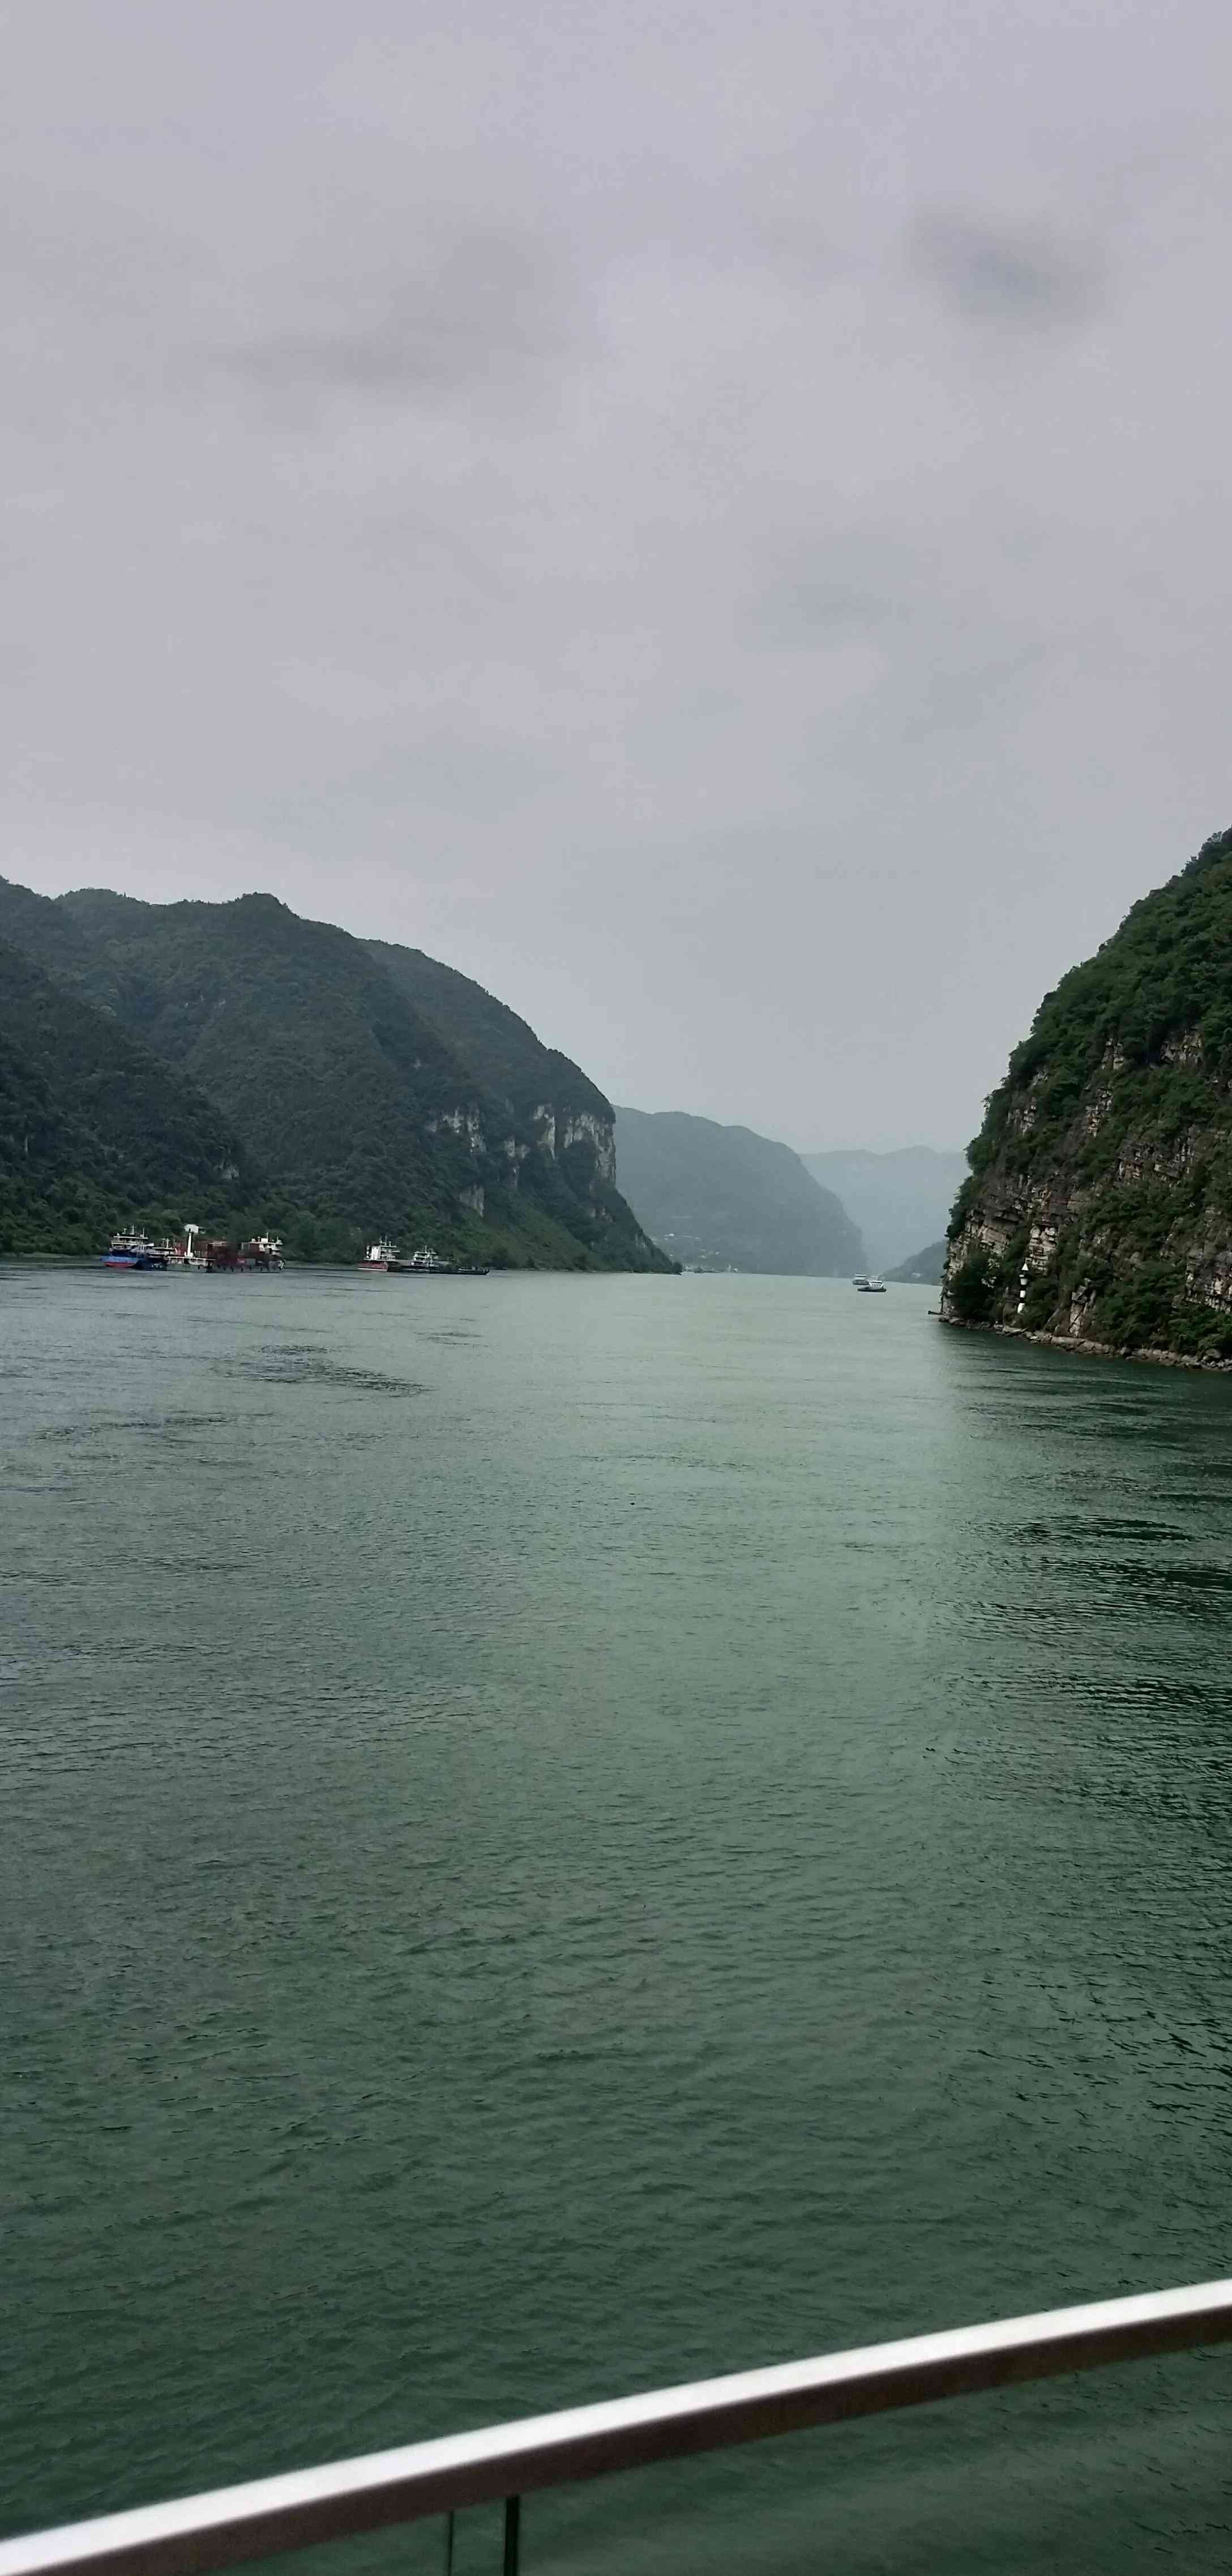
[3,1266,1231,2570]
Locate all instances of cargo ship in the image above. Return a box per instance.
[200,1234,284,1271]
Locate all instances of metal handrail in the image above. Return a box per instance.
[5,2278,1231,2576]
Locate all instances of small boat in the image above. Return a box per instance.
[361,1240,397,1270]
[388,1244,490,1277]
[853,1274,887,1294]
[101,1231,168,1270]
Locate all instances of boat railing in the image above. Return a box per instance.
[3,2277,1231,2576]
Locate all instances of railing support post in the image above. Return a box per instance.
[502,2495,520,2576]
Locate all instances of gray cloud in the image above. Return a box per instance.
[3,2,1232,1154]
[909,208,1103,326]
[751,535,925,640]
[223,232,570,403]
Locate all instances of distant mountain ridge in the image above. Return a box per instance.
[615,1107,862,1274]
[801,1147,968,1273]
[0,877,670,1268]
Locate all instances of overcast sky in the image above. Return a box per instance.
[6,2,1232,1150]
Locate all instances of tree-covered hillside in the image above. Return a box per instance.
[0,880,670,1269]
[616,1107,862,1274]
[0,937,251,1255]
[52,888,494,1234]
[944,824,1232,1358]
[366,940,608,1122]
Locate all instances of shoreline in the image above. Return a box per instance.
[938,1313,1232,1374]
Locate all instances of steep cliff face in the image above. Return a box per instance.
[943,826,1232,1360]
[364,939,658,1264]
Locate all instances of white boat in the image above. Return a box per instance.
[245,1233,284,1270]
[853,1274,887,1294]
[361,1240,398,1270]
[388,1244,490,1277]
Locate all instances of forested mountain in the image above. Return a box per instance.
[616,1107,862,1273]
[801,1147,968,1273]
[0,879,670,1269]
[365,939,609,1125]
[0,937,251,1254]
[943,824,1232,1359]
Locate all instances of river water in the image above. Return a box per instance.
[3,1266,1232,2571]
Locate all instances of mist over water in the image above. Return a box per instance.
[4,1268,1232,2571]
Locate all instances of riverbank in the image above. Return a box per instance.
[939,1312,1232,1371]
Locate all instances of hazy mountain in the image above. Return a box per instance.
[0,878,670,1269]
[0,935,251,1255]
[801,1147,968,1272]
[616,1108,862,1274]
[944,823,1232,1361]
[885,1239,946,1284]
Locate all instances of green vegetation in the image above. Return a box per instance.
[945,825,1232,1359]
[365,939,609,1124]
[0,880,671,1269]
[0,937,255,1256]
[946,1250,1000,1322]
[615,1107,862,1274]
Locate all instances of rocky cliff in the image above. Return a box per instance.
[362,937,644,1254]
[943,826,1232,1360]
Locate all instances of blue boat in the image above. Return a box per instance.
[100,1232,169,1270]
